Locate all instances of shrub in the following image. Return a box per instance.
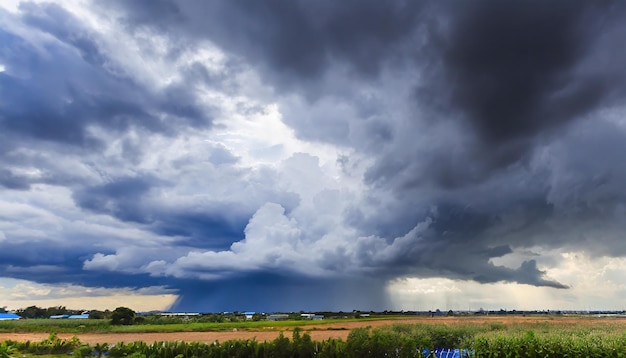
[0,341,16,358]
[111,307,135,325]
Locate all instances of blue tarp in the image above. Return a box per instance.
[422,348,472,358]
[0,313,21,320]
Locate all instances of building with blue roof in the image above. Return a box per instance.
[0,313,21,320]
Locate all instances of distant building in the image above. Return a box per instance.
[0,313,21,320]
[244,312,256,320]
[50,311,90,319]
[301,313,324,320]
[159,312,200,317]
[267,314,289,321]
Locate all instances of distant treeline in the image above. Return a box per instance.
[1,306,384,321]
[2,305,111,319]
[4,305,623,320]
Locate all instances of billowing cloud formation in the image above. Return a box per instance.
[2,0,626,311]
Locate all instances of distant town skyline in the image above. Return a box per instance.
[2,0,626,312]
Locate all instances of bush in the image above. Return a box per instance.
[111,307,135,325]
[0,341,16,358]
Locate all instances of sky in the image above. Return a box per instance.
[2,0,626,313]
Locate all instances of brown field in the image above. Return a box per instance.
[1,315,625,345]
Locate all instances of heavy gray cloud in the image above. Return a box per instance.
[2,0,626,311]
[0,2,215,150]
[421,1,626,171]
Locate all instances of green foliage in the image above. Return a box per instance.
[5,333,82,355]
[426,324,474,348]
[88,310,107,320]
[126,353,147,358]
[488,322,506,331]
[0,318,111,333]
[15,305,86,319]
[110,307,135,325]
[92,342,109,357]
[472,328,626,357]
[346,327,371,357]
[292,327,317,357]
[0,315,375,334]
[72,344,94,357]
[6,317,626,357]
[16,306,46,319]
[272,331,292,356]
[346,326,431,357]
[45,306,68,317]
[0,341,16,358]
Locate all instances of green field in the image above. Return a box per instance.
[0,316,385,334]
[3,316,626,356]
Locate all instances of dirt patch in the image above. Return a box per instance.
[2,316,625,344]
[0,330,350,345]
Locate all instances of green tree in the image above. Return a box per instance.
[110,307,135,325]
[89,310,105,319]
[17,305,46,318]
[45,306,68,317]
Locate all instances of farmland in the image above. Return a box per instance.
[2,315,626,356]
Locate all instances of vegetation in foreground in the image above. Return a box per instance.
[3,319,626,357]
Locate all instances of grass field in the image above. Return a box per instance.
[0,316,396,334]
[3,315,626,357]
[3,314,626,335]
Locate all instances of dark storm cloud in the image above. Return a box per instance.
[0,238,181,290]
[0,242,89,269]
[72,176,246,249]
[73,176,157,223]
[72,174,300,251]
[350,0,626,296]
[4,0,626,312]
[346,203,568,289]
[108,0,423,91]
[207,0,421,80]
[0,3,214,151]
[0,242,134,289]
[100,0,626,296]
[417,1,625,182]
[0,169,30,190]
[441,0,595,139]
[20,2,107,67]
[152,212,246,250]
[109,0,626,190]
[358,1,626,194]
